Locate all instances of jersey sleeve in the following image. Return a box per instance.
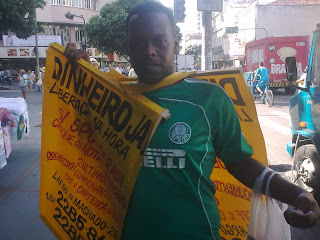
[212,88,253,163]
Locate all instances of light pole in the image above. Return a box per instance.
[34,11,40,76]
[65,11,86,50]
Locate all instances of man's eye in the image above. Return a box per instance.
[155,39,167,45]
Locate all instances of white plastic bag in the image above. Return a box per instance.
[247,168,291,240]
[37,73,42,86]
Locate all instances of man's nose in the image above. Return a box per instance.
[145,42,157,56]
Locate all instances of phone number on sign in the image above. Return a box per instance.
[53,190,118,240]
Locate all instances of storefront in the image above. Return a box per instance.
[0,34,61,71]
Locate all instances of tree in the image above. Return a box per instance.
[86,0,182,57]
[0,0,46,39]
[185,44,201,65]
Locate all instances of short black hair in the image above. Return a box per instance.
[260,62,264,66]
[126,1,176,35]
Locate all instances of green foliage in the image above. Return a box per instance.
[86,0,146,57]
[175,25,182,45]
[0,0,46,39]
[86,0,182,57]
[186,44,201,64]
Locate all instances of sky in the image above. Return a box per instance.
[159,0,199,33]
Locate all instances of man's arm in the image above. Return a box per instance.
[253,73,257,82]
[225,157,320,228]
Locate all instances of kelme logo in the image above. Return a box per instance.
[169,122,191,144]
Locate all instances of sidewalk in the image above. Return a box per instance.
[0,82,56,239]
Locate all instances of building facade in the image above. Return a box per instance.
[213,0,320,68]
[0,0,120,71]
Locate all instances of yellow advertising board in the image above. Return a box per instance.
[39,43,170,240]
[193,71,268,240]
[40,43,267,240]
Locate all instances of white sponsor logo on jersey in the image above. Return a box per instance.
[142,148,186,169]
[169,122,191,144]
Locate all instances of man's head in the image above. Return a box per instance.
[260,62,264,67]
[126,1,178,84]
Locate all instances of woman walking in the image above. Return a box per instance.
[16,69,28,102]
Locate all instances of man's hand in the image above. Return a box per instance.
[284,192,320,229]
[64,43,91,64]
[226,158,320,228]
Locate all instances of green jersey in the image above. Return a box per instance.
[122,79,253,240]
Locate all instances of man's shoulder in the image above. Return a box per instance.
[184,78,221,87]
[183,78,228,95]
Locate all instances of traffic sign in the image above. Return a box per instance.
[197,0,223,12]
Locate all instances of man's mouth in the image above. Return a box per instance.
[143,62,161,71]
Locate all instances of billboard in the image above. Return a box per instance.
[3,35,62,47]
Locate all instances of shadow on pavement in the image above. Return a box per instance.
[269,164,292,172]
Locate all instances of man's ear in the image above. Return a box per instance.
[174,37,179,54]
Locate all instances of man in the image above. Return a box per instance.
[128,67,137,77]
[65,2,320,239]
[30,70,36,90]
[115,63,123,74]
[253,62,270,96]
[297,67,308,87]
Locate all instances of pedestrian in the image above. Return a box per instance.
[128,67,137,77]
[37,67,44,93]
[123,64,130,76]
[16,69,28,102]
[102,65,110,73]
[90,58,100,69]
[26,70,33,91]
[297,67,308,86]
[64,2,320,239]
[5,69,12,78]
[253,62,271,96]
[11,68,18,80]
[115,63,123,74]
[30,70,36,90]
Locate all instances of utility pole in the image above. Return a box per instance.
[198,0,223,71]
[35,10,40,76]
[201,12,213,70]
[184,33,187,72]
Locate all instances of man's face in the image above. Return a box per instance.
[127,12,178,84]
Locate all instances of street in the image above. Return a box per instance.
[254,89,319,240]
[0,84,318,240]
[255,89,293,180]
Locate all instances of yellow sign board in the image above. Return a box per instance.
[192,71,267,240]
[39,43,169,240]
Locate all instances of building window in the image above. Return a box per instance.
[50,0,61,5]
[75,27,84,42]
[49,27,57,35]
[91,0,97,10]
[84,0,91,9]
[73,0,82,8]
[62,0,72,6]
[62,28,70,43]
[84,0,97,10]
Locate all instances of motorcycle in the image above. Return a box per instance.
[0,75,13,86]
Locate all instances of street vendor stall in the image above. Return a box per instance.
[0,97,29,168]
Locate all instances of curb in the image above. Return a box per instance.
[0,90,21,93]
